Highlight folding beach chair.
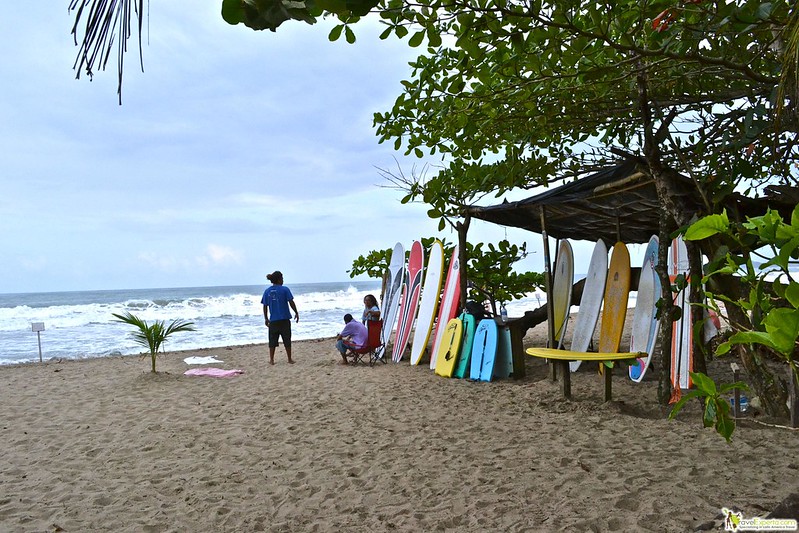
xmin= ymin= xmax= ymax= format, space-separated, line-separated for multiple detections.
xmin=346 ymin=320 xmax=385 ymax=366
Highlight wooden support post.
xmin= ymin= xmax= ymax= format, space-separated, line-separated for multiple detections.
xmin=540 ymin=207 xmax=556 ymax=382
xmin=791 ymin=367 xmax=798 ymax=428
xmin=731 ymin=363 xmax=741 ymax=418
xmin=561 ymin=360 xmax=571 ymax=399
xmin=603 ymin=363 xmax=613 ymax=402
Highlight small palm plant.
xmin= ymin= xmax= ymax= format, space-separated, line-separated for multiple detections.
xmin=112 ymin=311 xmax=196 ymax=373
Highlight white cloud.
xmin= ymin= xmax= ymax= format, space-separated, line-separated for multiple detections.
xmin=203 ymin=244 xmax=243 ymax=266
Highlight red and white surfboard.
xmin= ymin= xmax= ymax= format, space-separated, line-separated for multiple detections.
xmin=429 ymin=246 xmax=461 ymax=369
xmin=392 ymin=241 xmax=424 ymax=362
xmin=670 ymin=235 xmax=693 ymax=397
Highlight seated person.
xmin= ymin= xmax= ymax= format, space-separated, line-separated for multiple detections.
xmin=336 ymin=313 xmax=368 ymax=364
xmin=362 ymin=294 xmax=381 ymax=324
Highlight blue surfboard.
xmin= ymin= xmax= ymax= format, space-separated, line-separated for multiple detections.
xmin=470 ymin=319 xmax=498 ymax=381
xmin=494 ymin=320 xmax=512 ymax=379
xmin=454 ymin=313 xmax=477 ymax=379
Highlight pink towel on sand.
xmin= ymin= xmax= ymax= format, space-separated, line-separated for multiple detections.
xmin=183 ymin=367 xmax=244 ymax=378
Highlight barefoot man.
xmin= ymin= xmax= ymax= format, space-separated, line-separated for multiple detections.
xmin=262 ymin=270 xmax=299 ymax=364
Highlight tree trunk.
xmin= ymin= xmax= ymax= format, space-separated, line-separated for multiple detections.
xmin=457 ymin=214 xmax=471 ymax=309
xmin=704 ymin=271 xmax=790 ymax=418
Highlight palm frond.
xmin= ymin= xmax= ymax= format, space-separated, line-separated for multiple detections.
xmin=69 ymin=0 xmax=146 ymax=104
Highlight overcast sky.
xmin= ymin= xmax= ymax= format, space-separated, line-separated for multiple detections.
xmin=0 ymin=2 xmax=607 ymax=294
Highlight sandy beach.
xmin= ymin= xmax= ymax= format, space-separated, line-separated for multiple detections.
xmin=2 ymin=315 xmax=798 ymax=532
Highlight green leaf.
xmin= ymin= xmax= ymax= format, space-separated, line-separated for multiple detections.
xmin=315 ymin=0 xmax=347 ymax=13
xmin=379 ymin=26 xmax=392 ymax=40
xmin=328 ymin=24 xmax=344 ymax=41
xmin=221 ymin=0 xmax=245 ymax=24
xmin=345 ymin=26 xmax=356 ymax=44
xmin=684 ymin=212 xmax=729 ymax=241
xmin=786 ymin=283 xmax=799 ymax=308
xmin=703 ymin=397 xmax=717 ymax=427
xmin=690 ymin=372 xmax=717 ymax=396
xmin=715 ymin=410 xmax=736 ymax=443
xmin=408 ymin=30 xmax=425 ymax=47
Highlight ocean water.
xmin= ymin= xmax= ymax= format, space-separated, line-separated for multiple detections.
xmin=0 ymin=282 xmax=384 ymax=365
xmin=0 ymin=279 xmax=624 ymax=366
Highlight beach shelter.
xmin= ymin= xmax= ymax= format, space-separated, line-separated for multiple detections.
xmin=465 ymin=160 xmax=785 ymax=245
xmin=464 ymin=160 xmax=793 ymax=394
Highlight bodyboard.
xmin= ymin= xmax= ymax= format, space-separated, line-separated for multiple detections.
xmin=453 ymin=312 xmax=477 ymax=379
xmin=469 ymin=319 xmax=498 ymax=381
xmin=434 ymin=318 xmax=463 ymax=377
xmin=494 ymin=321 xmax=513 ymax=379
xmin=393 ymin=240 xmax=424 ymax=362
xmin=410 ymin=241 xmax=445 ymax=365
xmin=429 ymin=246 xmax=461 ymax=369
xmin=569 ymin=239 xmax=608 ymax=372
xmin=629 ymin=235 xmax=660 ymax=383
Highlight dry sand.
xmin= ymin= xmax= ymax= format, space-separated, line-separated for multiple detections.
xmin=2 ymin=315 xmax=798 ymax=532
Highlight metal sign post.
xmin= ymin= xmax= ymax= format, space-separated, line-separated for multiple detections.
xmin=31 ymin=322 xmax=45 ymax=363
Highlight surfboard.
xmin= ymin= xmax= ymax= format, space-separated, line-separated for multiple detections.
xmin=569 ymin=239 xmax=608 ymax=372
xmin=629 ymin=235 xmax=660 ymax=383
xmin=670 ymin=235 xmax=693 ymax=391
xmin=598 ymin=242 xmax=631 ymax=366
xmin=551 ymin=240 xmax=574 ymax=348
xmin=379 ymin=242 xmax=406 ymax=356
xmin=493 ymin=320 xmax=513 ymax=379
xmin=453 ymin=312 xmax=476 ymax=379
xmin=393 ymin=240 xmax=424 ymax=363
xmin=434 ymin=318 xmax=463 ymax=377
xmin=429 ymin=246 xmax=461 ymax=370
xmin=410 ymin=241 xmax=445 ymax=365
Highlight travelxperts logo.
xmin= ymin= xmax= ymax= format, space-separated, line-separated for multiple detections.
xmin=722 ymin=507 xmax=798 ymax=532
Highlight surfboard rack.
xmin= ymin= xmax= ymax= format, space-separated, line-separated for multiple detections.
xmin=526 ymin=348 xmax=643 ymax=401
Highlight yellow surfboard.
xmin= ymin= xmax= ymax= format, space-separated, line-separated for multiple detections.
xmin=434 ymin=318 xmax=463 ymax=378
xmin=598 ymin=242 xmax=631 ymax=370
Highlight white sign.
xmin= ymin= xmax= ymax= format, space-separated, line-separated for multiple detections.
xmin=31 ymin=322 xmax=45 ymax=332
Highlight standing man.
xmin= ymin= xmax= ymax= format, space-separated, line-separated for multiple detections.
xmin=262 ymin=270 xmax=299 ymax=364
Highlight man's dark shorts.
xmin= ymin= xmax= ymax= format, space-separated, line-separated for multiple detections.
xmin=268 ymin=319 xmax=292 ymax=348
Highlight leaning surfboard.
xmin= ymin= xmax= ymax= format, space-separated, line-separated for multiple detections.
xmin=434 ymin=318 xmax=463 ymax=377
xmin=393 ymin=240 xmax=424 ymax=363
xmin=598 ymin=242 xmax=631 ymax=370
xmin=670 ymin=235 xmax=693 ymax=393
xmin=429 ymin=246 xmax=461 ymax=370
xmin=453 ymin=312 xmax=477 ymax=379
xmin=629 ymin=235 xmax=660 ymax=383
xmin=569 ymin=239 xmax=608 ymax=372
xmin=551 ymin=240 xmax=574 ymax=348
xmin=494 ymin=320 xmax=513 ymax=379
xmin=410 ymin=241 xmax=445 ymax=366
xmin=379 ymin=242 xmax=405 ymax=356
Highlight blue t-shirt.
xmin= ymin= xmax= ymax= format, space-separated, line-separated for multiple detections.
xmin=261 ymin=285 xmax=294 ymax=321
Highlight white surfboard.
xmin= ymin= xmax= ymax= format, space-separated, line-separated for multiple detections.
xmin=670 ymin=235 xmax=693 ymax=391
xmin=410 ymin=241 xmax=445 ymax=365
xmin=429 ymin=246 xmax=461 ymax=370
xmin=569 ymin=239 xmax=608 ymax=372
xmin=551 ymin=240 xmax=574 ymax=349
xmin=629 ymin=235 xmax=659 ymax=383
xmin=380 ymin=242 xmax=406 ymax=354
